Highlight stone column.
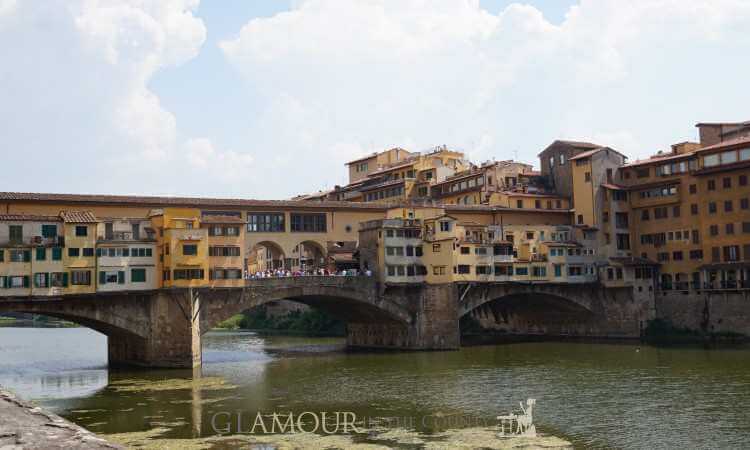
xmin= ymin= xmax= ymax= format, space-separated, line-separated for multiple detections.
xmin=413 ymin=283 xmax=460 ymax=349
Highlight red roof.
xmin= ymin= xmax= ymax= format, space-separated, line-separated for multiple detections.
xmin=696 ymin=135 xmax=750 ymax=153
xmin=0 ymin=214 xmax=61 ymax=222
xmin=59 ymin=210 xmax=98 ymax=223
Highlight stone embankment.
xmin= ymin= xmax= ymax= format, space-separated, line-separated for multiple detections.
xmin=0 ymin=388 xmax=121 ymax=449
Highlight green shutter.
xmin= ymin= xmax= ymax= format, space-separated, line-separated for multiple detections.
xmin=122 ymin=248 xmax=129 ymax=257
xmin=0 ymin=250 xmax=4 ymax=262
xmin=62 ymin=272 xmax=69 ymax=287
xmin=51 ymin=247 xmax=61 ymax=260
xmin=96 ymin=248 xmax=102 ymax=257
xmin=99 ymin=271 xmax=106 ymax=285
xmin=118 ymin=271 xmax=125 ymax=284
xmin=145 ymin=248 xmax=152 ymax=257
xmin=23 ymin=276 xmax=29 ymax=288
xmin=23 ymin=250 xmax=31 ymax=262
xmin=36 ymin=247 xmax=46 ymax=261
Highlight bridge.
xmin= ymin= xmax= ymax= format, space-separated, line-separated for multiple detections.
xmin=0 ymin=278 xmax=650 ymax=368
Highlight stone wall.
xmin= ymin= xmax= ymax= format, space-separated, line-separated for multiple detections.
xmin=655 ymin=290 xmax=750 ymax=335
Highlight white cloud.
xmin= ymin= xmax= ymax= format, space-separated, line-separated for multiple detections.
xmin=0 ymin=0 xmax=253 ymax=196
xmin=220 ymin=0 xmax=750 ymax=197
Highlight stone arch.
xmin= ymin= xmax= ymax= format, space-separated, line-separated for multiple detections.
xmin=248 ymin=240 xmax=286 ymax=272
xmin=199 ymin=277 xmax=412 ymax=333
xmin=292 ymin=240 xmax=326 ymax=271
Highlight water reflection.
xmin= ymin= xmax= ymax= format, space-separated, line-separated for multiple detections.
xmin=1 ymin=327 xmax=749 ymax=449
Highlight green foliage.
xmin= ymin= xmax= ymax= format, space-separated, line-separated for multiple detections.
xmin=215 ymin=307 xmax=345 ymax=337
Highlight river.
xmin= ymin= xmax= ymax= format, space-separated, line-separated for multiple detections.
xmin=0 ymin=327 xmax=749 ymax=449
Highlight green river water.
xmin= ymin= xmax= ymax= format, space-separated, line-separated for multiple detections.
xmin=0 ymin=327 xmax=749 ymax=449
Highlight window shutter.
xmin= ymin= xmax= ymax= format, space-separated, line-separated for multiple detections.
xmin=99 ymin=271 xmax=106 ymax=285
xmin=118 ymin=271 xmax=125 ymax=284
xmin=23 ymin=276 xmax=29 ymax=288
xmin=96 ymin=248 xmax=102 ymax=257
xmin=123 ymin=248 xmax=129 ymax=257
xmin=47 ymin=273 xmax=51 ymax=288
xmin=62 ymin=272 xmax=69 ymax=287
xmin=23 ymin=250 xmax=31 ymax=262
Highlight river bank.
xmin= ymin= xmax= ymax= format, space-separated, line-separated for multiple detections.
xmin=0 ymin=387 xmax=120 ymax=449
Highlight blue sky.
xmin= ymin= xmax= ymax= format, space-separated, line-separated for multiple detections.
xmin=1 ymin=0 xmax=748 ymax=198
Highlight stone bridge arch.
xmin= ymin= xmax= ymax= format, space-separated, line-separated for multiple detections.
xmin=197 ymin=277 xmax=412 ymax=333
xmin=459 ymin=283 xmax=645 ymax=338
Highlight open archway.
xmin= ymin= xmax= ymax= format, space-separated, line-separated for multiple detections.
xmin=292 ymin=240 xmax=326 ymax=272
xmin=248 ymin=241 xmax=286 ymax=273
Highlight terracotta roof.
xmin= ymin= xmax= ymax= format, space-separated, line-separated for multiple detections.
xmin=200 ymin=215 xmax=247 ymax=224
xmin=345 ymin=152 xmax=379 ymax=165
xmin=622 ymin=151 xmax=695 ymax=168
xmin=0 ymin=214 xmax=61 ymax=222
xmin=696 ymin=135 xmax=750 ymax=153
xmin=569 ymin=146 xmax=628 ymax=161
xmin=59 ymin=210 xmax=98 ymax=223
xmin=0 ymin=192 xmax=389 ymax=211
xmin=538 ymin=139 xmax=602 ymax=156
xmin=359 ymin=179 xmax=405 ymax=192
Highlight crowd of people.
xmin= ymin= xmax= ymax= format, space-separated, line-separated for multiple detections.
xmin=246 ymin=267 xmax=372 ymax=279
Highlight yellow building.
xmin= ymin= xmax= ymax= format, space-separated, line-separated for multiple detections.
xmin=150 ymin=208 xmax=209 ymax=288
xmin=202 ymin=214 xmax=246 ymax=287
xmin=60 ymin=211 xmax=98 ymax=295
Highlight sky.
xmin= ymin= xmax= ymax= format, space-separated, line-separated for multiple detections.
xmin=1 ymin=0 xmax=749 ymax=199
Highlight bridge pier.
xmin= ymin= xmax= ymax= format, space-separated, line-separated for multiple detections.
xmin=108 ymin=290 xmax=200 ymax=368
xmin=347 ymin=284 xmax=460 ymax=350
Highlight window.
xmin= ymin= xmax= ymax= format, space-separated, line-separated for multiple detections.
xmin=689 ymin=184 xmax=697 ymax=194
xmin=603 ymin=211 xmax=609 ymax=223
xmin=559 ymin=154 xmax=565 ymax=165
xmin=248 ymin=213 xmax=285 ymax=232
xmin=726 ymin=223 xmax=735 ymax=235
xmin=673 ymin=251 xmax=683 ymax=261
xmin=41 ymin=224 xmax=57 ymax=238
xmin=690 ymin=249 xmax=703 ymax=260
xmin=475 ymin=247 xmax=487 ymax=255
xmin=672 ymin=206 xmax=680 ymax=218
xmin=515 ymin=266 xmax=529 ymax=276
xmin=615 ymin=213 xmax=629 ymax=228
xmin=725 ymin=200 xmax=733 ymax=212
xmin=75 ymin=226 xmax=88 ymax=237
xmin=710 ymin=225 xmax=719 ymax=236
xmin=691 ymin=204 xmax=698 ymax=215
xmin=742 ymin=198 xmax=749 ymax=210
xmin=535 ymin=200 xmax=541 ymax=209
xmin=415 ymin=246 xmax=423 ymax=257
xmin=549 ymin=156 xmax=554 ymax=168
xmin=387 ymin=266 xmax=395 ymax=276
xmin=616 ymin=234 xmax=630 ymax=250
xmin=723 ymin=245 xmax=740 ymax=262
xmin=460 ymin=247 xmax=470 ymax=254
xmin=741 ymin=175 xmax=748 ymax=186
xmin=131 ymin=269 xmax=147 ymax=283
xmin=554 ymin=265 xmax=562 ymax=277
xmin=225 ymin=226 xmax=240 ymax=236
xmin=517 ymin=200 xmax=524 ymax=208
xmin=33 ymin=273 xmax=48 ymax=288
xmin=708 ymin=202 xmax=717 ymax=214
xmin=209 ymin=246 xmax=241 ymax=257
xmin=657 ymin=252 xmax=669 ymax=262
xmin=641 ymin=210 xmax=650 ymax=221
xmin=743 ymin=222 xmax=750 ymax=233
xmin=722 ymin=150 xmax=738 ymax=164
xmin=52 ymin=247 xmax=62 ymax=260
xmin=99 ymin=270 xmax=124 ymax=285
xmin=711 ymin=247 xmax=720 ymax=262
xmin=723 ymin=177 xmax=732 ymax=189
xmin=439 ymin=221 xmax=451 ymax=232
xmin=584 ymin=172 xmax=591 ymax=182
xmin=577 ymin=214 xmax=583 ymax=225
xmin=82 ymin=248 xmax=94 ymax=257
xmin=707 ymin=179 xmax=716 ymax=191
xmin=68 ymin=248 xmax=80 ymax=257
xmin=476 ymin=266 xmax=491 ymax=275
xmin=35 ymin=247 xmax=45 ymax=261
xmin=9 ymin=225 xmax=23 ymax=243
xmin=567 ymin=266 xmax=582 ymax=276
xmin=290 ymin=213 xmax=326 ymax=232
xmin=433 ymin=266 xmax=446 ymax=275
xmin=71 ymin=270 xmax=91 ymax=285
xmin=173 ymin=269 xmax=204 ymax=280
xmin=457 ymin=265 xmax=471 ymax=274
xmin=432 ymin=244 xmax=441 ymax=252
xmin=704 ymin=154 xmax=720 ymax=168
xmin=556 ymin=199 xmax=563 ymax=208
xmin=183 ymin=244 xmax=198 ymax=256
xmin=636 ymin=168 xmax=650 ymax=178
xmin=386 ymin=246 xmax=404 ymax=256
xmin=532 ymin=266 xmax=547 ymax=277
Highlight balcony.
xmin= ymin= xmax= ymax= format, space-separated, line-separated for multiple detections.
xmin=1 ymin=236 xmax=64 ymax=247
xmin=99 ymin=231 xmax=156 ymax=242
